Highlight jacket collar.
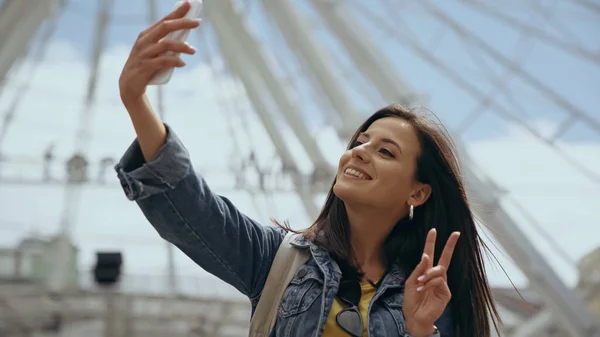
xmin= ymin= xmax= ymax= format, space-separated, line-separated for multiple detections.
xmin=289 ymin=233 xmax=409 ymax=288
xmin=289 ymin=232 xmax=312 ymax=248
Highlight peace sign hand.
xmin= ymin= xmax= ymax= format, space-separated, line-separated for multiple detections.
xmin=403 ymin=229 xmax=460 ymax=337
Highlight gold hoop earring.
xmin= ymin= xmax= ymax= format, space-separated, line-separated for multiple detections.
xmin=409 ymin=204 xmax=414 ymax=221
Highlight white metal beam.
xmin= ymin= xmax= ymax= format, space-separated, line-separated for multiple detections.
xmin=510 ymin=284 xmax=600 ymax=336
xmin=0 ymin=19 xmax=60 ymax=152
xmin=47 ymin=0 xmax=113 ymax=294
xmin=211 ymin=0 xmax=332 ymax=184
xmin=0 ymin=0 xmax=59 ymax=84
xmin=511 ymin=310 xmax=554 ymax=337
xmin=201 ymin=16 xmax=295 ymax=172
xmin=460 ymin=0 xmax=599 ymax=65
xmin=421 ymin=1 xmax=600 ymax=135
xmin=460 ymin=147 xmax=600 ymax=337
xmin=206 ymin=2 xmax=320 ymax=218
xmin=263 ymin=0 xmax=362 ymax=139
xmin=0 ymin=169 xmax=304 ymax=194
xmin=309 ymin=0 xmax=417 ymax=106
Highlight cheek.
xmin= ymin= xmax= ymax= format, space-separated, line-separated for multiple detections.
xmin=376 ymin=165 xmax=413 ymax=193
xmin=338 ymin=151 xmax=352 ymax=170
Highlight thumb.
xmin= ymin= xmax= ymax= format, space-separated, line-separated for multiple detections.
xmin=407 ymin=254 xmax=430 ymax=286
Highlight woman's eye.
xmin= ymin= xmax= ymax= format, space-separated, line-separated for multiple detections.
xmin=380 ymin=148 xmax=394 ymax=158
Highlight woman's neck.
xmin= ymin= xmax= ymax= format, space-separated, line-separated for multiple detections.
xmin=345 ymin=204 xmax=399 ymax=279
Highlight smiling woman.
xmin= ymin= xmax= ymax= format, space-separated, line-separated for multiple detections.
xmin=277 ymin=104 xmax=502 ymax=337
xmin=335 ymin=117 xmax=428 ymax=215
xmin=115 ymin=2 xmax=500 ymax=336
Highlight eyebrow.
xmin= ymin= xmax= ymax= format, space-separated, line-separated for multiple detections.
xmin=358 ymin=132 xmax=403 ymax=154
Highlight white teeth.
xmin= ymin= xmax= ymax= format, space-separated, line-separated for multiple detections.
xmin=344 ymin=168 xmax=369 ymax=180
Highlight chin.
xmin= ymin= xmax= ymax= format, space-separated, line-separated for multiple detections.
xmin=333 ymin=178 xmax=369 ymax=205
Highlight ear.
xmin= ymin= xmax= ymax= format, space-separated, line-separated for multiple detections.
xmin=408 ymin=182 xmax=431 ymax=207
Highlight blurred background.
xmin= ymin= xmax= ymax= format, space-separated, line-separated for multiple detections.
xmin=0 ymin=0 xmax=598 ymax=336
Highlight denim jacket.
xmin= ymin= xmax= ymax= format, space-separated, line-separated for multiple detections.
xmin=115 ymin=125 xmax=453 ymax=337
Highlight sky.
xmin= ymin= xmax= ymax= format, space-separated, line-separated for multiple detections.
xmin=0 ymin=0 xmax=599 ymax=299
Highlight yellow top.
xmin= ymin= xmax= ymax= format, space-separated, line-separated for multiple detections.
xmin=322 ymin=282 xmax=377 ymax=337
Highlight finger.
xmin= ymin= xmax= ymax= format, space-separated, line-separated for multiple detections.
xmin=139 ymin=40 xmax=196 ymax=58
xmin=141 ymin=55 xmax=186 ymax=71
xmin=407 ymin=253 xmax=431 ymax=285
xmin=162 ymin=1 xmax=192 ymax=22
xmin=141 ymin=17 xmax=201 ymax=45
xmin=437 ymin=231 xmax=460 ymax=269
xmin=142 ymin=1 xmax=191 ymax=37
xmin=418 ymin=276 xmax=447 ymax=293
xmin=416 ymin=265 xmax=447 ymax=284
xmin=423 ymin=228 xmax=437 ymax=269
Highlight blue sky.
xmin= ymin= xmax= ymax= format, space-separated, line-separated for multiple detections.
xmin=0 ymin=0 xmax=599 ymax=293
xmin=43 ymin=0 xmax=599 ymax=140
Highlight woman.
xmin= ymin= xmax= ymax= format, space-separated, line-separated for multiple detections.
xmin=116 ymin=3 xmax=501 ymax=336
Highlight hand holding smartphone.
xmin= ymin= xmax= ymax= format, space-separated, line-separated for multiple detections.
xmin=148 ymin=0 xmax=203 ymax=85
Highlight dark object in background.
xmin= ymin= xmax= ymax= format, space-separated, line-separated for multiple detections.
xmin=93 ymin=252 xmax=122 ymax=286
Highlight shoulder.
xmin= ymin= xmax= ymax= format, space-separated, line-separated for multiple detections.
xmin=288 ymin=231 xmax=313 ymax=248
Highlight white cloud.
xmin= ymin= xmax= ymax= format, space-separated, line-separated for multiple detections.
xmin=0 ymin=39 xmax=598 ymax=300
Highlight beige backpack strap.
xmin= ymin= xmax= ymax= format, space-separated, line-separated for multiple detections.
xmin=248 ymin=231 xmax=310 ymax=337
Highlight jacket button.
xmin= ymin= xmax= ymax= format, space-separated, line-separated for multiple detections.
xmin=297 ymin=267 xmax=308 ymax=279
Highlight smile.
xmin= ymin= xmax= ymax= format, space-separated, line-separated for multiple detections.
xmin=343 ymin=167 xmax=372 ymax=180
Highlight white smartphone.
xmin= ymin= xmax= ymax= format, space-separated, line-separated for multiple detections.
xmin=148 ymin=0 xmax=203 ymax=85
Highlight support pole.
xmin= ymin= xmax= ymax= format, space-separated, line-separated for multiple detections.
xmin=210 ymin=0 xmax=332 ymax=184
xmin=264 ymin=0 xmax=362 ymax=139
xmin=420 ymin=1 xmax=600 ymax=134
xmin=0 ymin=13 xmax=61 ymax=149
xmin=460 ymin=145 xmax=600 ymax=337
xmin=309 ymin=0 xmax=418 ymax=106
xmin=47 ymin=0 xmax=113 ymax=294
xmin=0 ymin=0 xmax=59 ymax=85
xmin=206 ymin=2 xmax=320 ymax=218
xmin=205 ymin=10 xmax=295 ymax=172
xmin=460 ymin=0 xmax=600 ymax=65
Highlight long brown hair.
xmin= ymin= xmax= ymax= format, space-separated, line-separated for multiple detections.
xmin=278 ymin=104 xmax=502 ymax=336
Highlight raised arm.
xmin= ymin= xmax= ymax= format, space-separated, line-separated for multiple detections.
xmin=115 ymin=2 xmax=284 ymax=301
xmin=117 ymin=3 xmax=196 ymax=162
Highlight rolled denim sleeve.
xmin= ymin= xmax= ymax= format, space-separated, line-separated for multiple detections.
xmin=115 ymin=125 xmax=285 ymax=300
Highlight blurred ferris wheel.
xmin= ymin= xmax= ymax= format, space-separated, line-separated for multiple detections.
xmin=0 ymin=0 xmax=598 ymax=336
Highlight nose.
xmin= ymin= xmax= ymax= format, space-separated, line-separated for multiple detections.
xmin=351 ymin=144 xmax=370 ymax=163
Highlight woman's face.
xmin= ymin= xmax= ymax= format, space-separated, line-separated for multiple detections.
xmin=333 ymin=117 xmax=428 ymax=213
